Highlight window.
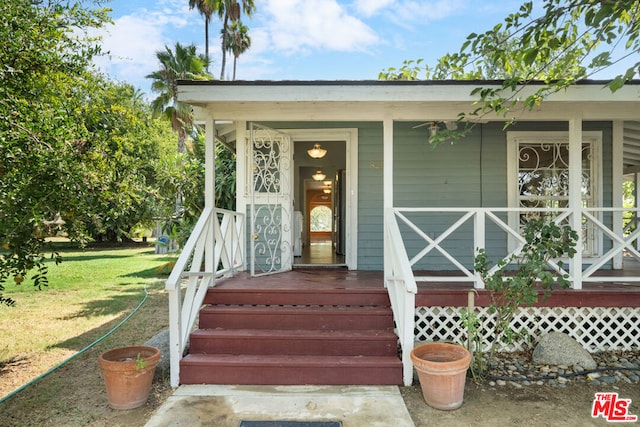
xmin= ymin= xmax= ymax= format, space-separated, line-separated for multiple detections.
xmin=310 ymin=206 xmax=332 ymax=232
xmin=507 ymin=131 xmax=602 ymax=256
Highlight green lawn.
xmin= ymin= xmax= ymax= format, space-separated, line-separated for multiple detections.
xmin=0 ymin=244 xmax=175 ymax=399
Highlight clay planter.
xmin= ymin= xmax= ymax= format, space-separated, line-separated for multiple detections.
xmin=410 ymin=342 xmax=471 ymax=410
xmin=98 ymin=345 xmax=161 ymax=410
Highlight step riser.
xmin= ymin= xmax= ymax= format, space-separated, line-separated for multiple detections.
xmin=199 ymin=312 xmax=394 ymax=330
xmin=187 ymin=285 xmax=402 ymax=385
xmin=180 ymin=365 xmax=402 ymax=385
xmin=204 ymin=290 xmax=390 ymax=307
xmin=189 ymin=336 xmax=397 ymax=356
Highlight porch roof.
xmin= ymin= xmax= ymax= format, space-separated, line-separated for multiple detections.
xmin=178 ymin=79 xmax=640 ymax=172
xmin=177 ymin=79 xmax=640 ymax=121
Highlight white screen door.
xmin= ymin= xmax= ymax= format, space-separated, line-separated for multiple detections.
xmin=248 ymin=123 xmax=293 ymax=276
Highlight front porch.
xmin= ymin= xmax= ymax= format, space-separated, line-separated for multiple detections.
xmin=210 ymin=267 xmax=640 ymax=308
xmin=170 ymin=263 xmax=639 ymax=387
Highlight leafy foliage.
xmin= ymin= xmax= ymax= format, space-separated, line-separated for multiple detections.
xmin=154 ymin=130 xmax=236 ymax=245
xmin=380 ymin=0 xmax=640 ymax=144
xmin=470 ymin=219 xmax=579 ymax=376
xmin=147 ymin=42 xmax=210 ymax=153
xmin=0 ymin=1 xmax=109 ymax=304
xmin=0 ymin=1 xmax=176 ymax=305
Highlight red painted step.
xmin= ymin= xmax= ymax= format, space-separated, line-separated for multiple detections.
xmin=203 ymin=288 xmax=391 ymax=307
xmin=179 ymin=354 xmax=403 ymax=385
xmin=183 ymin=283 xmax=403 ymax=386
xmin=188 ymin=328 xmax=398 ymax=356
xmin=198 ymin=305 xmax=394 ymax=330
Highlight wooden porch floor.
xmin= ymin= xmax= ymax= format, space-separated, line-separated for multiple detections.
xmin=213 ymin=267 xmax=640 ymax=308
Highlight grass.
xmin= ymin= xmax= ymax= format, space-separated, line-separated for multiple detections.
xmin=0 ymin=243 xmax=176 ymax=426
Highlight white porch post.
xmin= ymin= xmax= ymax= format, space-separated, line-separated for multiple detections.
xmin=569 ymin=116 xmax=583 ymax=289
xmin=636 ymin=173 xmax=640 ymax=249
xmin=383 ymin=117 xmax=394 ymax=276
xmin=235 ymin=121 xmax=247 ymax=271
xmin=474 ymin=210 xmax=485 ymax=289
xmin=612 ymin=121 xmax=624 ymax=269
xmin=204 ymin=116 xmax=215 ymax=273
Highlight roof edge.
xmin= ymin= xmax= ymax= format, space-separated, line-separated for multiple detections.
xmin=177 ymin=79 xmax=640 ymax=87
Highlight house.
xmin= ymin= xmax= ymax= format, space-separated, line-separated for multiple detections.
xmin=166 ymin=80 xmax=640 ymax=388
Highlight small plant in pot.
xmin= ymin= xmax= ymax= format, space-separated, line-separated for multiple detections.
xmin=467 ymin=218 xmax=578 ymax=380
xmin=98 ymin=345 xmax=161 ymax=410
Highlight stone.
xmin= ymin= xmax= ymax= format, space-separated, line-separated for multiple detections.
xmin=145 ymin=328 xmax=171 ymax=380
xmin=532 ymin=332 xmax=597 ymax=370
xmin=600 ymin=376 xmax=617 ymax=384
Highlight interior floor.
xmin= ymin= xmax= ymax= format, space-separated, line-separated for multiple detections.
xmin=294 ymin=240 xmax=345 ymax=266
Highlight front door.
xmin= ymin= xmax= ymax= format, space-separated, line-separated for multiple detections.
xmin=248 ymin=123 xmax=293 ymax=276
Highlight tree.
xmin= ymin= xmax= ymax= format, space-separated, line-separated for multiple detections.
xmin=154 ymin=130 xmax=236 ymax=245
xmin=78 ymin=76 xmax=175 ymax=242
xmin=0 ymin=0 xmax=110 ymax=305
xmin=215 ymin=0 xmax=256 ymax=80
xmin=188 ymin=0 xmax=217 ymax=71
xmin=222 ymin=20 xmax=251 ymax=80
xmin=146 ymin=42 xmax=210 ymax=153
xmin=380 ymin=0 xmax=640 ymax=143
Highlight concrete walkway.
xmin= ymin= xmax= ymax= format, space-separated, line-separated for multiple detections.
xmin=145 ymin=385 xmax=415 ymax=427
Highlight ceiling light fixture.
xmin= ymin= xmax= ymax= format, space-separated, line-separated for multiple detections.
xmin=312 ymin=170 xmax=326 ymax=181
xmin=307 ymin=143 xmax=327 ymax=159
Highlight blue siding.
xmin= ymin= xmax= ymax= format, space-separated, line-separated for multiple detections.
xmin=256 ymin=120 xmax=614 ymax=271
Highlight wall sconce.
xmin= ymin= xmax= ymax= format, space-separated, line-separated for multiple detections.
xmin=312 ymin=170 xmax=326 ymax=181
xmin=428 ymin=122 xmax=439 ymax=137
xmin=307 ymin=143 xmax=327 ymax=159
xmin=415 ymin=121 xmax=458 ymax=139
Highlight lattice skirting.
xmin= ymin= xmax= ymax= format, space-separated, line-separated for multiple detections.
xmin=415 ymin=306 xmax=640 ymax=353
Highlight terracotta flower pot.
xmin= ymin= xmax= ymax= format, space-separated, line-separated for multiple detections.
xmin=98 ymin=345 xmax=161 ymax=410
xmin=410 ymin=342 xmax=471 ymax=410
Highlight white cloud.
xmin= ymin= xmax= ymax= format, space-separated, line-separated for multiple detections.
xmin=394 ymin=0 xmax=463 ymax=21
xmin=353 ymin=0 xmax=464 ymax=23
xmin=92 ymin=3 xmax=201 ymax=93
xmin=353 ymin=0 xmax=396 ymax=17
xmin=259 ymin=0 xmax=379 ymax=54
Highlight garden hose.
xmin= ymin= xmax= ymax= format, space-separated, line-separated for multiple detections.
xmin=0 ymin=285 xmax=149 ymax=405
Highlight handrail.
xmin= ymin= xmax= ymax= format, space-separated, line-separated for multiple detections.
xmin=166 ymin=207 xmax=245 ymax=387
xmin=384 ymin=208 xmax=417 ymax=386
xmin=384 ymin=205 xmax=640 ymax=384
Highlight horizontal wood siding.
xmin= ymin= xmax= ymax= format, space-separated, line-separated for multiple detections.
xmin=254 ymin=120 xmax=614 ymax=271
xmin=357 ymin=122 xmax=384 ymax=270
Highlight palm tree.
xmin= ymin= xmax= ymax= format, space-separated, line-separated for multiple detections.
xmin=222 ymin=20 xmax=251 ymax=80
xmin=188 ymin=0 xmax=217 ymax=71
xmin=146 ymin=42 xmax=210 ymax=153
xmin=216 ymin=0 xmax=255 ymax=80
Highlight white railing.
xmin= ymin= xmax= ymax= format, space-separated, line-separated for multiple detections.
xmin=582 ymin=208 xmax=640 ymax=282
xmin=384 ymin=206 xmax=640 ymax=384
xmin=383 ymin=209 xmax=417 ymax=386
xmin=166 ymin=207 xmax=245 ymax=387
xmin=391 ymin=207 xmax=577 ymax=288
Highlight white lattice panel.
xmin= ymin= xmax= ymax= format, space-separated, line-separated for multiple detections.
xmin=415 ymin=306 xmax=640 ymax=352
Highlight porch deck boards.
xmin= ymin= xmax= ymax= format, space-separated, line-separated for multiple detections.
xmin=211 ymin=268 xmax=640 ymax=308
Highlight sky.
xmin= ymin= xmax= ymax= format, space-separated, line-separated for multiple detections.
xmin=94 ymin=0 xmax=532 ymax=96
xmin=93 ymin=0 xmax=625 ymax=98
